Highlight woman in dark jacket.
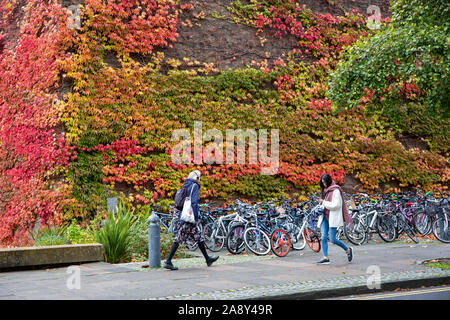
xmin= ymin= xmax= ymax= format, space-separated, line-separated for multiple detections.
xmin=164 ymin=170 xmax=219 ymax=270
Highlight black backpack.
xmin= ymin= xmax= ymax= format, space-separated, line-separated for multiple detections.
xmin=174 ymin=186 xmax=187 ymax=210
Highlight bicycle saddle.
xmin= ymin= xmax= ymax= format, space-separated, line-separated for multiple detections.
xmin=243 ymin=213 xmax=253 ymax=220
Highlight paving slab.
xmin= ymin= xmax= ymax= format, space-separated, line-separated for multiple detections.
xmin=0 ymin=241 xmax=448 ymax=300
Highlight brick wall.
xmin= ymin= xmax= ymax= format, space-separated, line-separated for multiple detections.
xmin=159 ymin=0 xmax=391 ymax=71
xmin=1 ymin=0 xmax=391 ymax=70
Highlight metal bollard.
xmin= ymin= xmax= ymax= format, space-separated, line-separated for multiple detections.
xmin=148 ymin=213 xmax=161 ymax=268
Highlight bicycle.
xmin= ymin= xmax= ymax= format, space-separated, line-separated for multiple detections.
xmin=344 ymin=199 xmax=397 ymax=245
xmin=204 ymin=210 xmax=242 ymax=252
xmin=149 ymin=204 xmax=201 ymax=251
xmin=431 ymin=197 xmax=450 ymax=243
xmin=243 ymin=209 xmax=291 ymax=256
xmin=150 ymin=204 xmax=177 ymax=232
xmin=413 ymin=191 xmax=443 ymax=236
xmin=267 ymin=206 xmax=293 ymax=257
xmin=275 ymin=199 xmax=306 ymax=251
xmin=388 ymin=195 xmax=419 ymax=243
xmin=226 ymin=211 xmax=250 ymax=254
xmin=286 ymin=202 xmax=321 ymax=253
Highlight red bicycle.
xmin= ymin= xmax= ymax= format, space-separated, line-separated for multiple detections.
xmin=270 ymin=229 xmax=291 ymax=257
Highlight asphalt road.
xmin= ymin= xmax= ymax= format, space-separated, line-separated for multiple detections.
xmin=329 ymin=285 xmax=450 ymax=300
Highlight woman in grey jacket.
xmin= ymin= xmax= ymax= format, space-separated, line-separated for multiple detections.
xmin=317 ymin=173 xmax=353 ymax=265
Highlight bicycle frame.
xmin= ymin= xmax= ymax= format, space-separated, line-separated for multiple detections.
xmin=359 ymin=208 xmax=380 ymax=230
xmin=295 ymin=210 xmax=319 ymax=238
xmin=152 ymin=210 xmax=177 ymax=233
xmin=357 ymin=208 xmax=379 ymax=236
xmin=395 ymin=203 xmax=414 ymax=224
xmin=209 ymin=212 xmax=241 ymax=241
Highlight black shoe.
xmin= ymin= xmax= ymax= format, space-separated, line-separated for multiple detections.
xmin=206 ymin=256 xmax=219 ymax=267
xmin=164 ymin=261 xmax=178 ymax=270
xmin=347 ymin=247 xmax=354 ymax=262
xmin=316 ymin=258 xmax=330 ymax=265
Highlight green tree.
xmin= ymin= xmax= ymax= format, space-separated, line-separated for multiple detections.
xmin=328 ymin=0 xmax=449 ymax=121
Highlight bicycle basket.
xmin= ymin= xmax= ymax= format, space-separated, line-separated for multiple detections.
xmin=426 ymin=199 xmax=440 ymax=216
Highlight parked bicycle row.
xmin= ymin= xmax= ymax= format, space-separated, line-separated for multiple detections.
xmin=152 ymin=189 xmax=449 ymax=258
xmin=342 ymin=190 xmax=449 ymax=245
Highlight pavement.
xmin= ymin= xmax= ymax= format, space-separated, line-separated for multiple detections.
xmin=0 ymin=239 xmax=449 ymax=300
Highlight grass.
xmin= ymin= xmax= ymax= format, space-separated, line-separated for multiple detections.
xmin=424 ymin=263 xmax=450 ymax=270
xmin=423 ymin=258 xmax=450 ymax=270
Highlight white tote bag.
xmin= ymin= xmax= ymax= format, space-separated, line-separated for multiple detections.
xmin=180 ymin=185 xmax=196 ymax=224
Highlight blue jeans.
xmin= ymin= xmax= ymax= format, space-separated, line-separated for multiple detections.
xmin=320 ymin=217 xmax=348 ymax=257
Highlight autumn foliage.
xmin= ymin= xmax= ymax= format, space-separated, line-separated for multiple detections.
xmin=0 ymin=0 xmax=74 ymax=246
xmin=0 ymin=0 xmax=447 ymax=246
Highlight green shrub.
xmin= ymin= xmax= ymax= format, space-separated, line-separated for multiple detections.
xmin=94 ymin=201 xmax=137 ymax=263
xmin=33 ymin=235 xmax=68 ymax=246
xmin=128 ymin=214 xmax=149 ymax=261
xmin=66 ymin=220 xmax=95 ymax=244
xmin=31 ymin=224 xmax=69 ymax=246
xmin=129 ymin=210 xmax=194 ymax=262
xmin=328 ymin=0 xmax=449 ymax=122
xmin=159 ymin=230 xmax=191 ymax=260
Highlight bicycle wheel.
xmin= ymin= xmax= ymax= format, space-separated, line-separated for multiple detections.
xmin=203 ymin=222 xmax=226 ymax=252
xmin=376 ymin=215 xmax=397 ymax=242
xmin=303 ymin=227 xmax=321 ymax=252
xmin=393 ymin=214 xmax=405 ymax=237
xmin=432 ymin=217 xmax=450 ymax=243
xmin=187 ymin=223 xmax=205 ymax=251
xmin=244 ymin=227 xmax=271 ymax=256
xmin=344 ymin=213 xmax=367 ymax=245
xmin=335 ymin=226 xmax=345 ymax=241
xmin=168 ymin=216 xmax=180 ymax=234
xmin=290 ymin=224 xmax=306 ymax=250
xmin=413 ymin=211 xmax=431 ymax=236
xmin=158 ymin=214 xmax=171 ymax=232
xmin=226 ymin=224 xmax=246 ymax=254
xmin=270 ymin=229 xmax=291 ymax=257
xmin=397 ymin=218 xmax=419 ymax=243
xmin=186 ymin=240 xmax=198 ymax=251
